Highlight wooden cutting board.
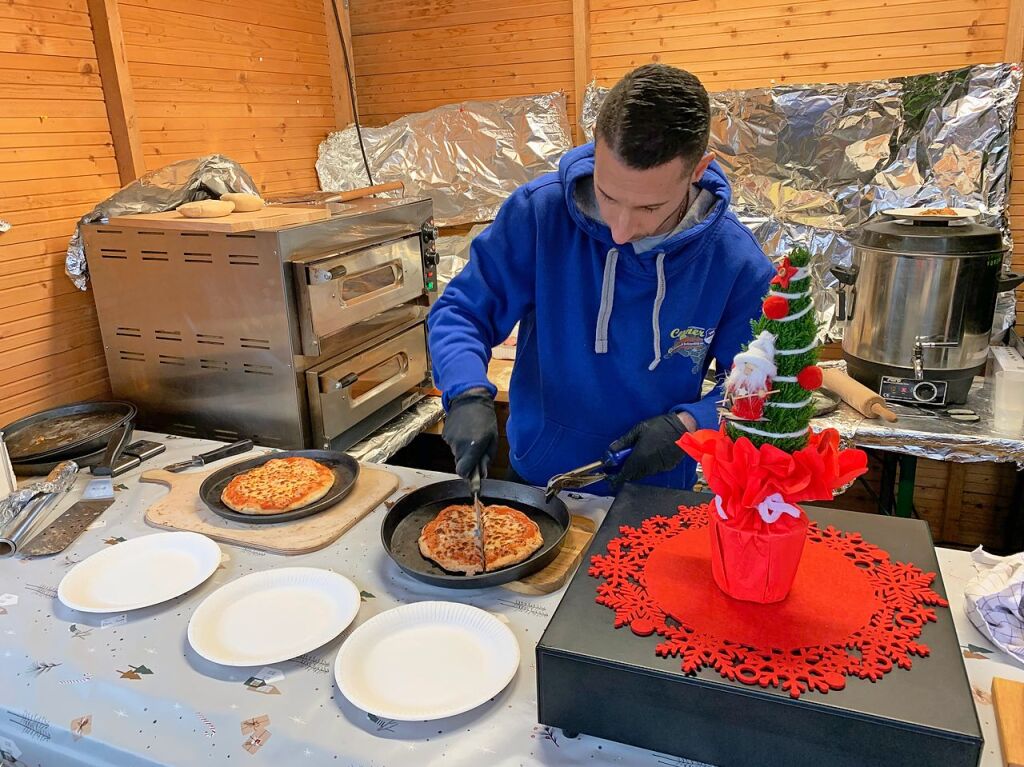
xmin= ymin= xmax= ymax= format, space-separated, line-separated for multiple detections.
xmin=139 ymin=464 xmax=398 ymax=555
xmin=993 ymin=677 xmax=1024 ymax=767
xmin=504 ymin=514 xmax=597 ymax=595
xmin=107 ymin=205 xmax=329 ymax=232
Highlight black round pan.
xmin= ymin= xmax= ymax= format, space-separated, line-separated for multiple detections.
xmin=199 ymin=449 xmax=360 ymax=524
xmin=381 ymin=478 xmax=570 ymax=589
xmin=11 ymin=446 xmax=106 ymax=477
xmin=2 ymin=401 xmax=136 ymax=463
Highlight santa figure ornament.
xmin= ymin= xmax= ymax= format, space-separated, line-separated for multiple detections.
xmin=724 ymin=331 xmax=776 ymax=421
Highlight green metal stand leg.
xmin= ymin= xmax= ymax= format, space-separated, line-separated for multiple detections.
xmin=895 ymin=455 xmax=918 ymax=519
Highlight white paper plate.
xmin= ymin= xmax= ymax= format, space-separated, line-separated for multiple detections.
xmin=334 ymin=601 xmax=520 ymax=721
xmin=188 ymin=567 xmax=360 ymax=667
xmin=882 ymin=207 xmax=980 ymax=222
xmin=58 ymin=532 xmax=221 ymax=613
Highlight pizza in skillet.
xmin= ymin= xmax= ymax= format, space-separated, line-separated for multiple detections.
xmin=418 ymin=503 xmax=544 ymax=575
xmin=220 ymin=457 xmax=335 ymax=514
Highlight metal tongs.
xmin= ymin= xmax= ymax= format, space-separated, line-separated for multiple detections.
xmin=469 ymin=467 xmax=487 ymax=573
xmin=544 ymin=448 xmax=632 ymax=501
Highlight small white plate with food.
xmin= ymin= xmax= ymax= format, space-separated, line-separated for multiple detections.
xmin=882 ymin=207 xmax=980 ymax=222
xmin=187 ymin=567 xmax=360 ymax=666
xmin=58 ymin=531 xmax=221 ymax=613
xmin=334 ymin=601 xmax=520 ymax=721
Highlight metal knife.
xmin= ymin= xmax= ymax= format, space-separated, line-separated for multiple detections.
xmin=20 ymin=477 xmax=115 ymax=558
xmin=162 ymin=439 xmax=254 ymax=473
xmin=469 ymin=467 xmax=487 ymax=573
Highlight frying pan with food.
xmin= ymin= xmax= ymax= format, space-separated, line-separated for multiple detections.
xmin=2 ymin=401 xmax=136 ymax=463
xmin=381 ymin=478 xmax=570 ymax=589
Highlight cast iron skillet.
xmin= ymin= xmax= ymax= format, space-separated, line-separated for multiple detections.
xmin=381 ymin=478 xmax=571 ymax=589
xmin=2 ymin=401 xmax=137 ymax=463
xmin=11 ymin=446 xmax=105 ymax=477
xmin=199 ymin=449 xmax=360 ymax=525
xmin=11 ymin=422 xmax=135 ymax=477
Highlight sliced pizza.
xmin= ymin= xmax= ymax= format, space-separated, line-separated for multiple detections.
xmin=418 ymin=503 xmax=544 ymax=575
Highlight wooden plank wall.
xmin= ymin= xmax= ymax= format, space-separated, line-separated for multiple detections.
xmin=0 ymin=0 xmax=345 ymax=426
xmin=118 ymin=0 xmax=338 ymax=197
xmin=0 ymin=0 xmax=121 ymax=425
xmin=348 ymin=0 xmax=577 ymax=128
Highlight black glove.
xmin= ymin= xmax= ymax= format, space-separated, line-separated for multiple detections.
xmin=442 ymin=390 xmax=498 ymax=480
xmin=608 ymin=413 xmax=688 ymax=489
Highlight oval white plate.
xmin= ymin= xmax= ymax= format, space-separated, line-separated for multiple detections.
xmin=334 ymin=601 xmax=520 ymax=721
xmin=58 ymin=532 xmax=221 ymax=613
xmin=188 ymin=567 xmax=360 ymax=667
xmin=882 ymin=207 xmax=980 ymax=222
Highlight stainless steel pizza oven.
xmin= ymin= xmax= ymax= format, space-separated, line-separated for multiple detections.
xmin=83 ymin=196 xmax=439 ymax=449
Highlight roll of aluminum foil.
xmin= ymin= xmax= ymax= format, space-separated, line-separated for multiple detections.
xmin=0 ymin=461 xmax=79 ymax=557
xmin=65 ymin=155 xmax=259 ymax=290
xmin=316 ymin=93 xmax=572 ymax=226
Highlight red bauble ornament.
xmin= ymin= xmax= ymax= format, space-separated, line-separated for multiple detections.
xmin=763 ymin=295 xmax=789 ymax=319
xmin=797 ymin=365 xmax=823 ymax=390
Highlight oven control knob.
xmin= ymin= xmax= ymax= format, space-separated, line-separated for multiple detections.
xmin=424 ymin=249 xmax=439 ymax=267
xmin=421 ymin=221 xmax=439 ymax=244
xmin=912 ymin=381 xmax=938 ymax=403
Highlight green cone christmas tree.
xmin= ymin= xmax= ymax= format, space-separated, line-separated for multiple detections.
xmin=723 ymin=246 xmax=823 ymax=452
xmin=678 ymin=245 xmax=866 ymax=604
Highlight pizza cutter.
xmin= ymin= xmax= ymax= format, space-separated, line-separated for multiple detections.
xmin=469 ymin=467 xmax=487 ymax=573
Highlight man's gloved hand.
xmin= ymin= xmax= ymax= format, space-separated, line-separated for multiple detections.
xmin=608 ymin=413 xmax=693 ymax=489
xmin=442 ymin=389 xmax=499 ymax=480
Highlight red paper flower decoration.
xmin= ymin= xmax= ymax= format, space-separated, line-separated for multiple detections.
xmin=797 ymin=365 xmax=823 ymax=390
xmin=762 ymin=295 xmax=789 ymax=319
xmin=678 ymin=427 xmax=868 ymax=531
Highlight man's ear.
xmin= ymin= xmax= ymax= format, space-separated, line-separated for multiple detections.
xmin=691 ymin=151 xmax=716 ymax=183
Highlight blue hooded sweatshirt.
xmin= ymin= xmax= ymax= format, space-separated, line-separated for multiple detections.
xmin=428 ymin=143 xmax=773 ymax=492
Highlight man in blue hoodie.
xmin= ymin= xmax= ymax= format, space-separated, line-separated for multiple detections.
xmin=428 ymin=64 xmax=773 ymax=493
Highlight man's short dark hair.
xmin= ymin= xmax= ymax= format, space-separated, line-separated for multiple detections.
xmin=595 ymin=64 xmax=711 ymax=170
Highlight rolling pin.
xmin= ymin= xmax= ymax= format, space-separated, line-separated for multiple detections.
xmin=820 ymin=368 xmax=899 ymax=422
xmin=993 ymin=677 xmax=1024 ymax=767
xmin=335 ymin=181 xmax=405 ymax=202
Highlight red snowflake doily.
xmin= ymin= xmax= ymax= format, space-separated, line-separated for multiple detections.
xmin=589 ymin=503 xmax=949 ymax=699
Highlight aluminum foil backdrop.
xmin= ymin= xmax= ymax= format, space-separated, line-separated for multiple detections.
xmin=316 ymin=92 xmax=573 ymax=225
xmin=65 ymin=155 xmax=259 ymax=290
xmin=584 ymin=63 xmax=1022 ymax=337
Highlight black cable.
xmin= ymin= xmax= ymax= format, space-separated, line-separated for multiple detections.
xmin=330 ymin=0 xmax=374 ymax=186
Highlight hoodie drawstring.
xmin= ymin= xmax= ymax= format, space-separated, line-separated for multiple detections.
xmin=594 ymin=248 xmax=618 ymax=354
xmin=595 ymin=248 xmax=667 ymax=371
xmin=648 ymin=252 xmax=667 ymax=371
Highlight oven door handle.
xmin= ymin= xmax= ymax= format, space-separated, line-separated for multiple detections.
xmin=326 ymin=372 xmax=359 ymax=391
xmin=307 ymin=263 xmax=348 ymax=285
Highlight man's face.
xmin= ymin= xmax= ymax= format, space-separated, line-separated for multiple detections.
xmin=593 ymin=139 xmax=714 ymax=245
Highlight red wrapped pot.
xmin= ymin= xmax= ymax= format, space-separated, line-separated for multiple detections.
xmin=708 ymin=505 xmax=809 ymax=604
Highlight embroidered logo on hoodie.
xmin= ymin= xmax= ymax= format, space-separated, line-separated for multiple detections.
xmin=666 ymin=327 xmax=716 ymax=373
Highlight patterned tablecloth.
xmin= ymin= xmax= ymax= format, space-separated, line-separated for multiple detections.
xmin=0 ymin=433 xmax=1020 ymax=767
